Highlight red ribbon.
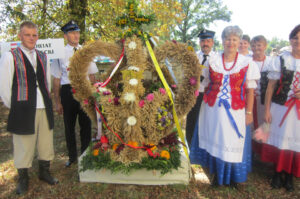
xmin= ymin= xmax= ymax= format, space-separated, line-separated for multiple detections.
xmin=279 ymin=97 xmax=300 ymax=127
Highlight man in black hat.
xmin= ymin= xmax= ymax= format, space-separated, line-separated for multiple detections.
xmin=51 ymin=20 xmax=98 ymax=167
xmin=185 ymin=29 xmax=215 ymax=148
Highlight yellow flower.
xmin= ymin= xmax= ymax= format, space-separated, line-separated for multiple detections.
xmin=93 ymin=149 xmax=99 ymax=156
xmin=128 ymin=141 xmax=139 ymax=147
xmin=187 ymin=46 xmax=194 ymax=52
xmin=160 ymin=150 xmax=170 ymax=160
xmin=112 ymin=144 xmax=119 ymax=151
xmin=148 ymin=143 xmax=157 ymax=151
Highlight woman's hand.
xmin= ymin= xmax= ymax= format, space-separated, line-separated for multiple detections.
xmin=294 ymin=88 xmax=300 ymax=99
xmin=264 ymin=109 xmax=272 ymax=123
xmin=246 ymin=113 xmax=253 ymax=125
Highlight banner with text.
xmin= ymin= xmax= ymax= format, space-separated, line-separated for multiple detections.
xmin=0 ymin=38 xmax=64 ymax=59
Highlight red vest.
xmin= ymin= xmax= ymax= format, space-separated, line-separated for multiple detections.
xmin=204 ymin=66 xmax=248 ymax=110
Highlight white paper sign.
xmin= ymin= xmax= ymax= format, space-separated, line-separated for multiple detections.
xmin=1 ymin=38 xmax=65 ymax=59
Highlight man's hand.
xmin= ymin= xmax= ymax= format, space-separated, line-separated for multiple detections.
xmin=55 ymin=102 xmax=63 ymax=115
xmin=246 ymin=113 xmax=253 ymax=125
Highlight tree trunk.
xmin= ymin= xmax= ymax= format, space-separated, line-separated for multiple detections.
xmin=68 ymin=0 xmax=88 ymax=44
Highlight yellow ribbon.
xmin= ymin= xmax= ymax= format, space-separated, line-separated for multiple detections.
xmin=144 ymin=35 xmax=189 ymax=161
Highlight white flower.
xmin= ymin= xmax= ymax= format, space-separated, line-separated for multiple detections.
xmin=99 ymin=87 xmax=108 ymax=92
xmin=129 ymin=78 xmax=138 ymax=86
xmin=128 ymin=41 xmax=137 ymax=49
xmin=127 ymin=116 xmax=137 ymax=126
xmin=124 ymin=92 xmax=136 ymax=102
xmin=128 ymin=66 xmax=140 ymax=71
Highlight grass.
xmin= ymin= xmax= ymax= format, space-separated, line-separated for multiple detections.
xmin=0 ymin=102 xmax=299 ymax=199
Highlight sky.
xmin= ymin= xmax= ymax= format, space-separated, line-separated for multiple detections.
xmin=209 ymin=0 xmax=300 ymax=42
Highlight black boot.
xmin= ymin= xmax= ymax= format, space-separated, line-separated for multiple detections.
xmin=210 ymin=175 xmax=219 ymax=187
xmin=270 ymin=171 xmax=282 ymax=189
xmin=38 ymin=160 xmax=59 ymax=185
xmin=284 ymin=172 xmax=294 ymax=192
xmin=16 ymin=168 xmax=29 ymax=195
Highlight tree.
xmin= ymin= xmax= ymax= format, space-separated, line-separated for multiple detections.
xmin=266 ymin=37 xmax=290 ymax=55
xmin=0 ymin=0 xmax=184 ymax=43
xmin=172 ymin=0 xmax=231 ymax=45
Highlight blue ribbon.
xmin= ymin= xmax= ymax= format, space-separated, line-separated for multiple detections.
xmin=218 ymin=75 xmax=243 ymax=139
xmin=218 ymin=99 xmax=243 ymax=138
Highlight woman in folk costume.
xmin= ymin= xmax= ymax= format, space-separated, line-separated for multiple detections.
xmin=262 ymin=24 xmax=300 ymax=192
xmin=189 ymin=26 xmax=260 ymax=186
xmin=250 ymin=35 xmax=273 ymax=153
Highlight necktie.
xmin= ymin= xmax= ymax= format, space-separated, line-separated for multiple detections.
xmin=201 ymin=54 xmax=208 ymax=65
xmin=73 ymin=47 xmax=77 ymax=52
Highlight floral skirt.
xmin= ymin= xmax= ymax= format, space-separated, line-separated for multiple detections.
xmin=261 ymin=143 xmax=300 ymax=177
xmin=190 ymin=122 xmax=252 ymax=185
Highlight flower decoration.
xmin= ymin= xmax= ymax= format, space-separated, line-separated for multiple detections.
xmin=72 ymin=88 xmax=76 ymax=94
xmin=127 ymin=116 xmax=137 ymax=126
xmin=171 ymin=84 xmax=177 ymax=88
xmin=139 ymin=100 xmax=145 ymax=108
xmin=159 ymin=88 xmax=166 ymax=95
xmin=187 ymin=46 xmax=194 ymax=52
xmin=157 ymin=106 xmax=173 ymax=130
xmin=146 ymin=93 xmax=154 ymax=102
xmin=103 ymin=91 xmax=111 ymax=95
xmin=93 ymin=149 xmax=99 ymax=156
xmin=99 ymin=87 xmax=108 ymax=92
xmin=195 ymin=90 xmax=199 ymax=97
xmin=128 ymin=141 xmax=139 ymax=147
xmin=83 ymin=99 xmax=89 ymax=105
xmin=148 ymin=143 xmax=157 ymax=151
xmin=108 ymin=98 xmax=112 ymax=103
xmin=128 ymin=66 xmax=140 ymax=71
xmin=160 ymin=150 xmax=170 ymax=160
xmin=114 ymin=97 xmax=120 ymax=105
xmin=128 ymin=41 xmax=137 ymax=49
xmin=124 ymin=92 xmax=136 ymax=102
xmin=129 ymin=78 xmax=138 ymax=86
xmin=112 ymin=144 xmax=119 ymax=151
xmin=189 ymin=77 xmax=197 ymax=86
xmin=94 ymin=82 xmax=102 ymax=88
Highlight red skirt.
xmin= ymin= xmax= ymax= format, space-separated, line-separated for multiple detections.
xmin=260 ymin=143 xmax=300 ymax=177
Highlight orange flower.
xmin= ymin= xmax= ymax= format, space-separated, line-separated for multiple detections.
xmin=128 ymin=141 xmax=138 ymax=147
xmin=148 ymin=143 xmax=157 ymax=151
xmin=112 ymin=144 xmax=119 ymax=151
xmin=160 ymin=150 xmax=170 ymax=160
xmin=93 ymin=149 xmax=99 ymax=156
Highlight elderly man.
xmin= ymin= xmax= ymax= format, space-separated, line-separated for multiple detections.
xmin=0 ymin=21 xmax=58 ymax=195
xmin=185 ymin=29 xmax=215 ymax=148
xmin=51 ymin=20 xmax=98 ymax=167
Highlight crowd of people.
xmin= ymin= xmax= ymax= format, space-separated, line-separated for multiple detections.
xmin=188 ymin=24 xmax=300 ymax=192
xmin=0 ymin=19 xmax=299 ymax=195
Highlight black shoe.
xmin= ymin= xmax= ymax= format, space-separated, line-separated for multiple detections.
xmin=38 ymin=160 xmax=59 ymax=185
xmin=65 ymin=159 xmax=77 ymax=168
xmin=284 ymin=173 xmax=294 ymax=192
xmin=270 ymin=171 xmax=282 ymax=189
xmin=16 ymin=168 xmax=29 ymax=195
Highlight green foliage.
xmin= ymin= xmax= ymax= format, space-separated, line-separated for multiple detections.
xmin=266 ymin=37 xmax=289 ymax=55
xmin=172 ymin=0 xmax=231 ymax=45
xmin=80 ymin=143 xmax=181 ymax=175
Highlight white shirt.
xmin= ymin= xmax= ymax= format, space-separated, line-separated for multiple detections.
xmin=196 ymin=50 xmax=216 ymax=92
xmin=0 ymin=45 xmax=51 ymax=108
xmin=51 ymin=44 xmax=98 ymax=85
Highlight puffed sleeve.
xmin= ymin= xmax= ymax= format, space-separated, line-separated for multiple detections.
xmin=88 ymin=61 xmax=99 ymax=74
xmin=267 ymin=56 xmax=281 ymax=80
xmin=50 ymin=58 xmax=62 ymax=78
xmin=0 ymin=52 xmax=15 ymax=108
xmin=246 ymin=60 xmax=260 ymax=88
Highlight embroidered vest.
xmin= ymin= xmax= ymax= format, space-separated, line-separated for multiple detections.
xmin=7 ymin=48 xmax=54 ymax=135
xmin=204 ymin=66 xmax=248 ymax=110
xmin=260 ymin=71 xmax=269 ymax=105
xmin=272 ymin=56 xmax=294 ymax=105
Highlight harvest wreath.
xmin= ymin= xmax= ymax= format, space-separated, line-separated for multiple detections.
xmin=68 ymin=0 xmax=202 ymax=175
